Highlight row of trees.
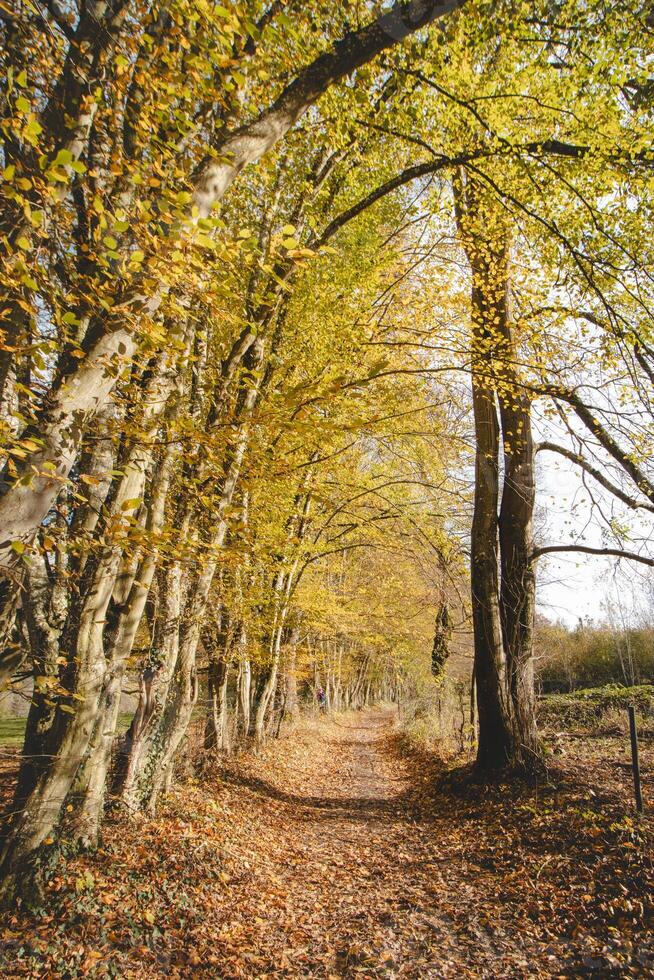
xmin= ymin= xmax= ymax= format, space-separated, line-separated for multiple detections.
xmin=0 ymin=0 xmax=653 ymax=901
xmin=536 ymin=616 xmax=654 ymax=691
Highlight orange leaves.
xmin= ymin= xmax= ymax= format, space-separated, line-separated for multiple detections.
xmin=0 ymin=710 xmax=652 ymax=976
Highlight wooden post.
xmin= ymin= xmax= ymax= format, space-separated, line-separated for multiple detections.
xmin=628 ymin=705 xmax=644 ymax=813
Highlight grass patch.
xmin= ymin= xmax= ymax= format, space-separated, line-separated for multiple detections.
xmin=539 ymin=683 xmax=654 ymax=729
xmin=0 ymin=716 xmax=27 ymax=746
xmin=0 ymin=713 xmax=134 ymax=746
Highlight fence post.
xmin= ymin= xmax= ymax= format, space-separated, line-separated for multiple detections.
xmin=628 ymin=704 xmax=644 ymax=813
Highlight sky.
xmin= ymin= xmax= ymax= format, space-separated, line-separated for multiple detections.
xmin=535 ymin=448 xmax=652 ymax=627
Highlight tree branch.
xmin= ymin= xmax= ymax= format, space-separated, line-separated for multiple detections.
xmin=545 ymin=387 xmax=654 ymax=506
xmin=532 ymin=545 xmax=654 ymax=567
xmin=536 ymin=441 xmax=654 ymax=513
xmin=192 ymin=0 xmax=467 ymax=215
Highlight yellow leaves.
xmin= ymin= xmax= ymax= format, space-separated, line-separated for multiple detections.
xmin=53 ymin=148 xmax=73 ymax=167
xmin=34 ymin=674 xmax=56 ymax=691
xmin=27 ymin=208 xmax=43 ymax=228
xmin=75 ymin=871 xmax=95 ymax=892
xmin=22 ymin=117 xmax=43 ymax=146
xmin=15 ymin=95 xmax=30 ymax=113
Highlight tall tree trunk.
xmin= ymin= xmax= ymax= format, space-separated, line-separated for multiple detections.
xmin=119 ymin=340 xmax=265 ymax=808
xmin=203 ymin=605 xmax=232 ymax=755
xmin=0 ymin=342 xmax=189 ymax=896
xmin=456 ymin=171 xmax=539 ymax=772
xmin=497 ymin=324 xmax=540 ymax=766
xmin=67 ymin=441 xmax=178 ymax=845
xmin=469 ymin=353 xmax=514 ymax=769
xmin=204 ymin=656 xmax=230 ymax=753
xmin=284 ymin=627 xmax=300 ymax=722
xmin=117 ymin=561 xmax=184 ymax=813
xmin=238 ymin=650 xmax=252 ymax=738
xmin=254 ymin=613 xmax=285 ymax=742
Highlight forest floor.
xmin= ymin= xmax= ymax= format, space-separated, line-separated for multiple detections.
xmin=0 ymin=708 xmax=653 ymax=978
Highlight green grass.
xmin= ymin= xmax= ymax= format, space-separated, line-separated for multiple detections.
xmin=539 ymin=683 xmax=654 ymax=727
xmin=0 ymin=716 xmax=28 ymax=746
xmin=0 ymin=712 xmax=134 ymax=747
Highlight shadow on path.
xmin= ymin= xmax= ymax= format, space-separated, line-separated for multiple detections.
xmin=218 ymin=766 xmax=415 ymax=823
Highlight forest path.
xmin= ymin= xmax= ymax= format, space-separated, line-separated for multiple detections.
xmin=194 ymin=709 xmax=531 ymax=978
xmin=3 ymin=708 xmax=650 ymax=976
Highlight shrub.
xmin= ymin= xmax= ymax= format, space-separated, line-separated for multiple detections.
xmin=538 ymin=683 xmax=654 ymax=729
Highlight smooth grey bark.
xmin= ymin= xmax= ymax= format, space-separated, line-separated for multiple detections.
xmin=0 ymin=342 xmax=189 ymax=895
xmin=116 ymin=561 xmax=184 ymax=813
xmin=67 ymin=439 xmax=178 ymax=845
xmin=119 ymin=339 xmax=265 ymax=811
xmin=237 ymin=648 xmax=252 ymax=738
xmin=0 ymin=329 xmax=139 ymax=681
xmin=253 ymin=592 xmax=287 ymax=741
xmin=204 ymin=653 xmax=230 ymax=754
xmin=284 ymin=626 xmax=301 ymax=721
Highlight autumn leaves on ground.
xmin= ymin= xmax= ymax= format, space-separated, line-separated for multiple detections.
xmin=1 ymin=709 xmax=651 ymax=978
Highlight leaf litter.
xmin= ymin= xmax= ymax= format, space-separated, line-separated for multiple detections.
xmin=0 ymin=709 xmax=652 ymax=977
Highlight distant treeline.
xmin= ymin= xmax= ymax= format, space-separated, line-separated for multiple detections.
xmin=535 ymin=620 xmax=654 ymax=692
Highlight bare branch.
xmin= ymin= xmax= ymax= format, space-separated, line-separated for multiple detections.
xmin=536 ymin=441 xmax=654 ymax=513
xmin=532 ymin=545 xmax=654 ymax=567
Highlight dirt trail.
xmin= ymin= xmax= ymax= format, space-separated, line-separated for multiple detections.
xmin=2 ymin=709 xmax=651 ymax=977
xmin=180 ymin=711 xmax=560 ymax=978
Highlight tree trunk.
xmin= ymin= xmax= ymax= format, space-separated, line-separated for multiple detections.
xmin=456 ymin=171 xmax=540 ymax=772
xmin=284 ymin=627 xmax=300 ymax=721
xmin=497 ymin=341 xmax=540 ymax=765
xmin=204 ymin=655 xmax=230 ymax=754
xmin=238 ymin=652 xmax=252 ymax=738
xmin=0 ymin=340 xmax=189 ymax=895
xmin=254 ymin=621 xmax=284 ymax=742
xmin=67 ymin=441 xmax=178 ymax=844
xmin=117 ymin=561 xmax=184 ymax=813
xmin=469 ymin=359 xmax=514 ymax=769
